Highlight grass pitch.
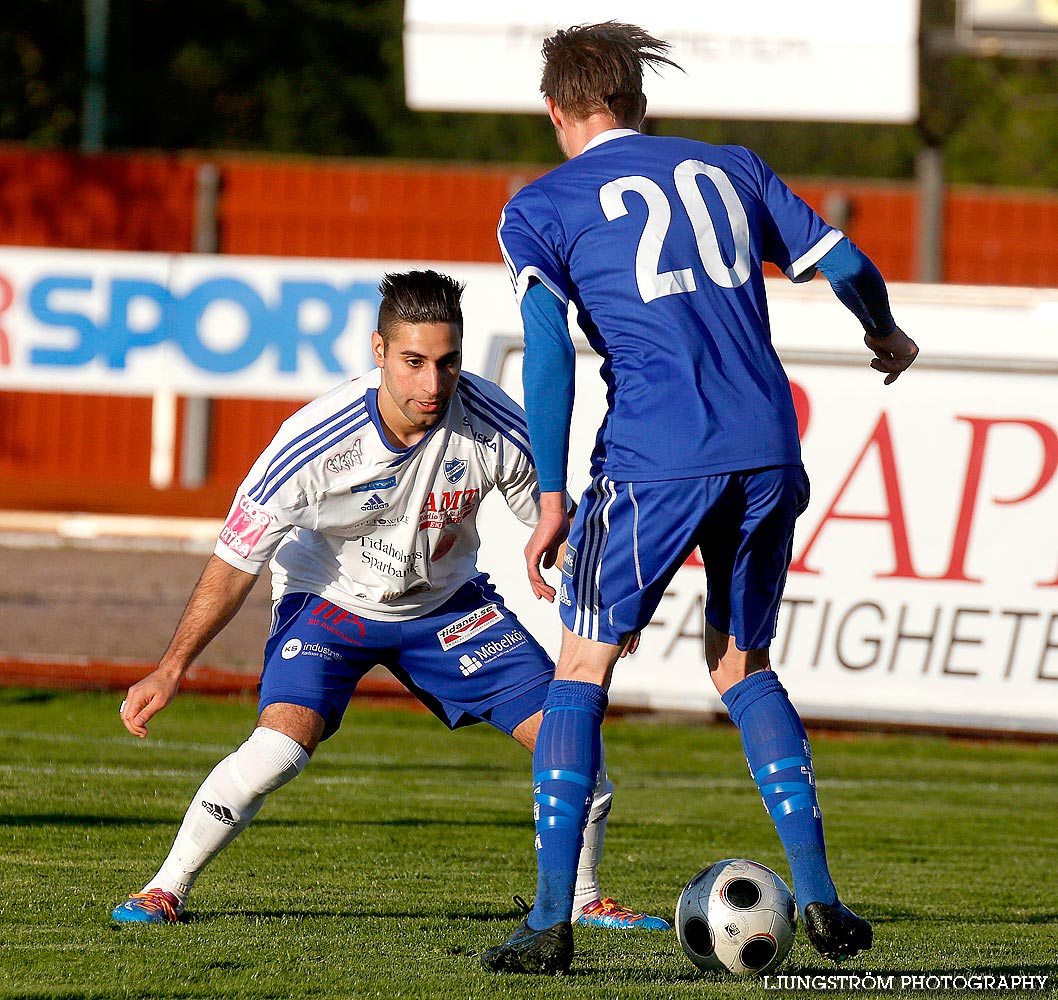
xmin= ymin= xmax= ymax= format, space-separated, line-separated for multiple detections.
xmin=0 ymin=688 xmax=1055 ymax=999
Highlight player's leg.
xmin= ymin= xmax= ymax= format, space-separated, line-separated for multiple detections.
xmin=393 ymin=578 xmax=656 ymax=926
xmin=521 ymin=628 xmax=613 ymax=933
xmin=509 ymin=710 xmax=668 ymax=931
xmin=484 ymin=475 xmax=701 ymax=972
xmin=391 ymin=574 xmax=660 ymax=971
xmin=112 ymin=593 xmax=383 ymax=923
xmin=479 ymin=629 xmax=615 ymax=973
xmin=111 ymin=704 xmax=319 ymax=923
xmin=703 ymin=465 xmax=872 ymax=960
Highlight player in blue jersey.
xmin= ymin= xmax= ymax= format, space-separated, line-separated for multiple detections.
xmin=110 ymin=270 xmax=666 ymax=933
xmin=482 ymin=23 xmax=919 ymax=974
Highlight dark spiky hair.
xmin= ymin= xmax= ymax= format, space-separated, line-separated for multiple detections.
xmin=540 ymin=22 xmax=682 ymax=125
xmin=377 ymin=270 xmax=466 ymax=345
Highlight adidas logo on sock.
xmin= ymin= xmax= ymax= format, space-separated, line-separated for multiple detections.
xmin=201 ymin=800 xmax=237 ymax=826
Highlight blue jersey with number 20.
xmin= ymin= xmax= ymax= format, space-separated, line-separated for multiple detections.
xmin=498 ymin=130 xmax=841 ymax=482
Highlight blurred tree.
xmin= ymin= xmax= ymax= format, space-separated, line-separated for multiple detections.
xmin=2 ymin=0 xmax=1058 ymax=185
xmin=0 ymin=0 xmax=84 ymax=146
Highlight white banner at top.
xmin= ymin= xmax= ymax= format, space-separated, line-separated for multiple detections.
xmin=403 ymin=0 xmax=920 ymax=123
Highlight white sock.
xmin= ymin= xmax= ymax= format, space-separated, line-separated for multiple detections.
xmin=573 ymin=740 xmax=613 ymax=918
xmin=143 ymin=727 xmax=308 ymax=907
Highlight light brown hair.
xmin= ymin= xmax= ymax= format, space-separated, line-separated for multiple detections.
xmin=540 ymin=22 xmax=681 ymax=124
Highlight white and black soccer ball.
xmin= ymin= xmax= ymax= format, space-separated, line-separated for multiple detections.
xmin=675 ymin=859 xmax=797 ymax=977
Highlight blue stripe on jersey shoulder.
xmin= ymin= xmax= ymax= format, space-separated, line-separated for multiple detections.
xmin=458 ymin=378 xmax=532 ymax=442
xmin=248 ymin=399 xmax=369 ymax=503
xmin=457 ymin=382 xmax=534 ymax=466
xmin=387 ymin=446 xmax=420 ymax=469
xmin=257 ymin=411 xmax=372 ymax=503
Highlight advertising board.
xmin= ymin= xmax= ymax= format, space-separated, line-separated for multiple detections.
xmin=3 ymin=245 xmax=1057 ymax=732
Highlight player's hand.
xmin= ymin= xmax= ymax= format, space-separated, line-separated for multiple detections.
xmin=525 ymin=502 xmax=570 ymax=602
xmin=118 ymin=666 xmax=182 ymax=739
xmin=864 ymin=326 xmax=918 ymax=384
xmin=619 ymin=632 xmax=641 ymax=658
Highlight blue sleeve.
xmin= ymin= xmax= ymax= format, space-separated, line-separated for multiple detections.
xmin=499 ymin=188 xmax=571 ymax=306
xmin=750 ymin=149 xmax=842 ymax=280
xmin=520 ymin=280 xmax=575 ymax=493
xmin=815 ymin=237 xmax=897 ymax=337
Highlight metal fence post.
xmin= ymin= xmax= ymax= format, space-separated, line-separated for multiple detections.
xmin=180 ymin=163 xmax=221 ymax=490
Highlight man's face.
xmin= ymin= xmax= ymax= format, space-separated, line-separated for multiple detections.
xmin=372 ymin=321 xmax=462 ymax=443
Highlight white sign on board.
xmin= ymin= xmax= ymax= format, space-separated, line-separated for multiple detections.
xmin=4 ymin=245 xmax=1058 ymax=733
xmin=403 ymin=0 xmax=919 ymax=123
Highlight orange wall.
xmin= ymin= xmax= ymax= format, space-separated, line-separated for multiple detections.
xmin=0 ymin=147 xmax=198 ymax=252
xmin=6 ymin=145 xmax=1058 ymax=284
xmin=219 ymin=159 xmax=539 ymax=262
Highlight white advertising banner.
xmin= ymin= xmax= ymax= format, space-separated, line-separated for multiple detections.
xmin=480 ymin=282 xmax=1058 ymax=737
xmin=403 ymin=0 xmax=920 ymax=123
xmin=3 ymin=245 xmax=1058 ymax=733
xmin=0 ymin=247 xmax=514 ymax=398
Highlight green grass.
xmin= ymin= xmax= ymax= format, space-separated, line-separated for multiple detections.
xmin=0 ymin=688 xmax=1056 ymax=999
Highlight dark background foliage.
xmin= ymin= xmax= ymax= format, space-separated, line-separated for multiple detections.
xmin=4 ymin=0 xmax=1058 ymax=183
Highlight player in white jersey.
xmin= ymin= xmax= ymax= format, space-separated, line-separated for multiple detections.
xmin=110 ymin=270 xmax=667 ymax=932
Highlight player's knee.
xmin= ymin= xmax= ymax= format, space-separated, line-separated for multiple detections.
xmin=556 ymin=629 xmax=621 ymax=685
xmin=257 ymin=702 xmax=326 ymax=751
xmin=229 ymin=727 xmax=310 ymax=797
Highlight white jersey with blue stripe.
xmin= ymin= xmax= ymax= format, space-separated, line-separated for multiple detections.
xmin=213 ymin=369 xmax=541 ymax=620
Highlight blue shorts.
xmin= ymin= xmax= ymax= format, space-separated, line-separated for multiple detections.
xmin=259 ymin=575 xmax=553 ymax=740
xmin=559 ymin=465 xmax=810 ymax=650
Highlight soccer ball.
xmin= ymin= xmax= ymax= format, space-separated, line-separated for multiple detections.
xmin=675 ymin=859 xmax=797 ymax=976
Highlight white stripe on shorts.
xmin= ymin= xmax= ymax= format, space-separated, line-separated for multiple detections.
xmin=629 ymin=483 xmax=643 ymax=590
xmin=269 ymin=593 xmax=314 ymax=639
xmin=574 ymin=475 xmax=617 ymax=641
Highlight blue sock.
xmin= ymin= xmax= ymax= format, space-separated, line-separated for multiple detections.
xmin=528 ymin=678 xmax=608 ymax=930
xmin=721 ymin=669 xmax=837 ymax=912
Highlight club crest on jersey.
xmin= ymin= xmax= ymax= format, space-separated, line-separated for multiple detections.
xmin=436 ymin=603 xmax=503 ymax=650
xmin=326 ymin=439 xmax=363 ymax=474
xmin=444 ymin=459 xmax=467 ymax=484
xmin=361 ymin=494 xmax=389 ymax=512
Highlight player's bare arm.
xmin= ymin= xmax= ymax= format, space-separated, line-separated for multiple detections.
xmin=864 ymin=326 xmax=919 ymax=384
xmin=525 ymin=491 xmax=570 ymax=602
xmin=119 ymin=555 xmax=258 ymax=739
